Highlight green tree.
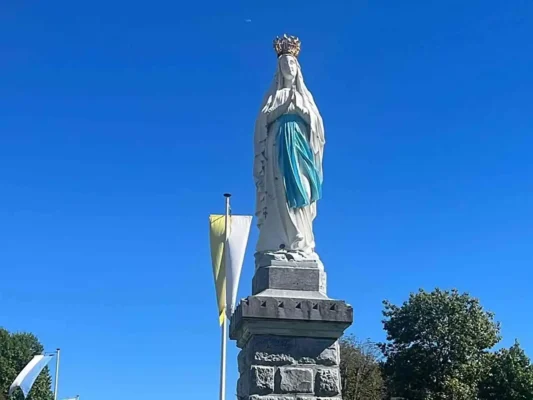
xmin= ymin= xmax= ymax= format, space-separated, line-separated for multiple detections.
xmin=339 ymin=335 xmax=385 ymax=400
xmin=0 ymin=328 xmax=53 ymax=400
xmin=478 ymin=340 xmax=533 ymax=400
xmin=381 ymin=288 xmax=501 ymax=400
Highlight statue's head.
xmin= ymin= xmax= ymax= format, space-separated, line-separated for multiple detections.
xmin=279 ymin=55 xmax=298 ymax=82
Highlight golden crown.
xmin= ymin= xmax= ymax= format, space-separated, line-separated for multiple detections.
xmin=273 ymin=34 xmax=301 ymax=58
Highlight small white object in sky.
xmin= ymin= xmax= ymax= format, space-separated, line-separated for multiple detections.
xmin=245 ymin=19 xmax=252 ymax=23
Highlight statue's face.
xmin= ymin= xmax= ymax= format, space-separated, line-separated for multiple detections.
xmin=279 ymin=55 xmax=298 ymax=81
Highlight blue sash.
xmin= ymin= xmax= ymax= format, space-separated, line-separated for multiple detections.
xmin=277 ymin=114 xmax=322 ymax=208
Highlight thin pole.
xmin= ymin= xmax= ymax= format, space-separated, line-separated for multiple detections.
xmin=53 ymin=349 xmax=60 ymax=400
xmin=219 ymin=314 xmax=227 ymax=400
xmin=219 ymin=193 xmax=231 ymax=400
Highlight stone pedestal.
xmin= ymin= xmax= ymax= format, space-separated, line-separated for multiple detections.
xmin=230 ymin=257 xmax=353 ymax=400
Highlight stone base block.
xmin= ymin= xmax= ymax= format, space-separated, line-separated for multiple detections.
xmin=247 ymin=397 xmax=341 ymax=400
xmin=253 ymin=265 xmax=327 ymax=297
xmin=236 ymin=335 xmax=343 ymax=400
xmin=252 ymin=256 xmax=327 ymax=299
xmin=230 ymin=295 xmax=353 ymax=348
xmin=248 ymin=397 xmax=341 ymax=400
xmin=234 ymin=254 xmax=353 ymax=399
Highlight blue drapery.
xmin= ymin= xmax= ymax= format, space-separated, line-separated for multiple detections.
xmin=277 ymin=114 xmax=322 ymax=209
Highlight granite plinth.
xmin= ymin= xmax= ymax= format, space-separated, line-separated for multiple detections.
xmin=230 ymin=295 xmax=353 ymax=348
xmin=232 ymin=257 xmax=352 ymax=400
xmin=253 ymin=265 xmax=327 ymax=297
xmin=235 ymin=335 xmax=344 ymax=400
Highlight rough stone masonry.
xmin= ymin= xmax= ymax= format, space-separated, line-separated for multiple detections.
xmin=230 ymin=258 xmax=353 ymax=400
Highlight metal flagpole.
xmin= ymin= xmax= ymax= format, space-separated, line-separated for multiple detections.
xmin=219 ymin=193 xmax=231 ymax=400
xmin=219 ymin=312 xmax=227 ymax=400
xmin=54 ymin=348 xmax=60 ymax=400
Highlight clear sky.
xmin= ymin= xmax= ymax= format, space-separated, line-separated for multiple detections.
xmin=1 ymin=0 xmax=532 ymax=398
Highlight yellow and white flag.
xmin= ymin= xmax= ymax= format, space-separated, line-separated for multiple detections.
xmin=209 ymin=214 xmax=252 ymax=325
xmin=225 ymin=215 xmax=252 ymax=318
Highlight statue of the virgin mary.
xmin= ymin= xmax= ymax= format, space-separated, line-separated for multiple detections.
xmin=254 ymin=35 xmax=325 ymax=261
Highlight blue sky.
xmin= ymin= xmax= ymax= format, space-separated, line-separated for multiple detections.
xmin=1 ymin=0 xmax=532 ymax=398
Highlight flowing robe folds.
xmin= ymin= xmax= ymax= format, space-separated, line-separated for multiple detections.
xmin=254 ymin=82 xmax=325 ymax=258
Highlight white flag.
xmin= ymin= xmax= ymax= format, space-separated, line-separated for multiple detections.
xmin=225 ymin=215 xmax=252 ymax=318
xmin=9 ymin=355 xmax=54 ymax=398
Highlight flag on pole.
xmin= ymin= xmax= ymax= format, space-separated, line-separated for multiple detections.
xmin=209 ymin=214 xmax=252 ymax=324
xmin=225 ymin=215 xmax=252 ymax=318
xmin=9 ymin=355 xmax=54 ymax=398
xmin=209 ymin=214 xmax=227 ymax=325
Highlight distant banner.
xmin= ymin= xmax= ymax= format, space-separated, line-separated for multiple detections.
xmin=209 ymin=214 xmax=226 ymax=325
xmin=225 ymin=216 xmax=252 ymax=318
xmin=9 ymin=355 xmax=54 ymax=398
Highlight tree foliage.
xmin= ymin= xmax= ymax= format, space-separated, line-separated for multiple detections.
xmin=0 ymin=328 xmax=53 ymax=400
xmin=380 ymin=288 xmax=501 ymax=400
xmin=478 ymin=340 xmax=533 ymax=400
xmin=339 ymin=335 xmax=385 ymax=400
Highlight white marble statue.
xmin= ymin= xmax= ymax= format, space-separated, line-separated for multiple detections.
xmin=254 ymin=35 xmax=325 ymax=261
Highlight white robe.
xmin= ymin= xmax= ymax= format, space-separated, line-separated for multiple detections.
xmin=254 ymin=85 xmax=324 ymax=258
